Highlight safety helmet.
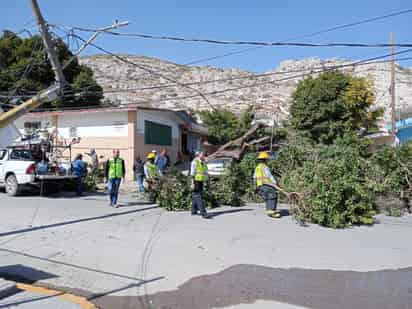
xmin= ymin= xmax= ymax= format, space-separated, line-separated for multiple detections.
xmin=147 ymin=152 xmax=156 ymax=159
xmin=257 ymin=151 xmax=270 ymax=160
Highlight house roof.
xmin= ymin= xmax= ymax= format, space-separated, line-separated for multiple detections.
xmin=26 ymin=105 xmax=209 ymax=136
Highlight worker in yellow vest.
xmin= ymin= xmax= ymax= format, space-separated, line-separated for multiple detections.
xmin=144 ymin=152 xmax=159 ymax=201
xmin=190 ymin=151 xmax=209 ymax=218
xmin=253 ymin=151 xmax=281 ymax=218
xmin=104 ymin=149 xmax=125 ymax=208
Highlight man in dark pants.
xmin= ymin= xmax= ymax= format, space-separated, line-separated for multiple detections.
xmin=71 ymin=154 xmax=86 ymax=196
xmin=254 ymin=151 xmax=281 ymax=218
xmin=105 ymin=149 xmax=126 ymax=208
xmin=190 ymin=151 xmax=209 ymax=219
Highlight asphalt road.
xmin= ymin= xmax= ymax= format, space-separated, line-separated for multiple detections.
xmin=0 ymin=191 xmax=411 ymax=309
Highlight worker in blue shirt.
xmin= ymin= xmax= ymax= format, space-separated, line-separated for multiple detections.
xmin=71 ymin=154 xmax=86 ymax=196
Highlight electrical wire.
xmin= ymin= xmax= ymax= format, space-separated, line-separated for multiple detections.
xmin=62 ymin=31 xmax=218 ymax=111
xmin=24 ymin=49 xmax=411 ymax=112
xmin=65 ymin=7 xmax=412 ymax=48
xmin=2 ymin=54 xmax=411 ymax=103
xmin=65 ymin=32 xmax=412 ymax=48
xmin=154 ymin=8 xmax=412 ymax=65
xmin=26 ymin=49 xmax=412 ymax=100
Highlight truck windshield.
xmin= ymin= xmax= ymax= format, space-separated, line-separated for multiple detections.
xmin=10 ymin=149 xmax=34 ymax=161
xmin=0 ymin=150 xmax=6 ymax=160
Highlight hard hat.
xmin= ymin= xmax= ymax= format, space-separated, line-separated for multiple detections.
xmin=147 ymin=152 xmax=156 ymax=159
xmin=151 ymin=149 xmax=157 ymax=153
xmin=257 ymin=152 xmax=270 ymax=160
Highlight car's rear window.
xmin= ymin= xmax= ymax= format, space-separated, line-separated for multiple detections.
xmin=9 ymin=149 xmax=34 ymax=161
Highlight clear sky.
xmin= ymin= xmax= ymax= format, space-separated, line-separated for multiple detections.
xmin=2 ymin=0 xmax=412 ymax=72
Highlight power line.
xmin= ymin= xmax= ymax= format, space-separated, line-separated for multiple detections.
xmin=66 ymin=31 xmax=218 ymax=111
xmin=3 ymin=54 xmax=412 ymax=100
xmin=173 ymin=8 xmax=412 ymax=66
xmin=26 ymin=49 xmax=412 ymax=111
xmin=65 ymin=8 xmax=412 ymax=49
xmin=43 ymin=50 xmax=412 ymax=97
xmin=59 ymin=30 xmax=412 ymax=48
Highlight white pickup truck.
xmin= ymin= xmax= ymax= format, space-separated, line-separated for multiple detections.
xmin=0 ymin=148 xmax=76 ymax=196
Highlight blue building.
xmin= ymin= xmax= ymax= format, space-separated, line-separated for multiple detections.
xmin=393 ymin=117 xmax=412 ymax=144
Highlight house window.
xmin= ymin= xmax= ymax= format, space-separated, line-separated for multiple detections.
xmin=144 ymin=120 xmax=172 ymax=146
xmin=24 ymin=121 xmax=41 ymax=134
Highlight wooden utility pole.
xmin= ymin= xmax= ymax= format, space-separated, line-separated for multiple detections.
xmin=390 ymin=32 xmax=396 ymax=136
xmin=30 ymin=0 xmax=67 ymax=87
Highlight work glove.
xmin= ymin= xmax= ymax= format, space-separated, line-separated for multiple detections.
xmin=190 ymin=179 xmax=195 ymax=191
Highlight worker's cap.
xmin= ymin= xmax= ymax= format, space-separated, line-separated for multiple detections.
xmin=257 ymin=151 xmax=270 ymax=160
xmin=147 ymin=152 xmax=156 ymax=159
xmin=195 ymin=150 xmax=203 ymax=156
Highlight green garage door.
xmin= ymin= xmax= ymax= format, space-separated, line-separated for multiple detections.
xmin=144 ymin=120 xmax=172 ymax=145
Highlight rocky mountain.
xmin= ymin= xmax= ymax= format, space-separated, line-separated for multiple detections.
xmin=79 ymin=55 xmax=412 ymax=124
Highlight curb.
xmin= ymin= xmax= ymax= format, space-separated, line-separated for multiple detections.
xmin=16 ymin=283 xmax=98 ymax=309
xmin=0 ymin=278 xmax=19 ymax=300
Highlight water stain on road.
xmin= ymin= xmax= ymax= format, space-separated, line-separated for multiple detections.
xmin=88 ymin=264 xmax=412 ymax=309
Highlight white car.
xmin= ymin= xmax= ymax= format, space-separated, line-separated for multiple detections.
xmin=0 ymin=148 xmax=37 ymax=196
xmin=207 ymin=157 xmax=233 ymax=176
xmin=0 ymin=148 xmax=77 ymax=196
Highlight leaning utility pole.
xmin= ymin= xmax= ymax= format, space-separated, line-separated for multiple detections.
xmin=0 ymin=0 xmax=65 ymax=128
xmin=390 ymin=32 xmax=396 ymax=136
xmin=30 ymin=0 xmax=67 ymax=87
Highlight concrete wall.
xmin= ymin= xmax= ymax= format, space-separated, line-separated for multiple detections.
xmin=57 ymin=112 xmax=128 ymax=138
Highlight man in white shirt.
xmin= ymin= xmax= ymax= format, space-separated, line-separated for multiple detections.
xmin=190 ymin=151 xmax=209 ymax=218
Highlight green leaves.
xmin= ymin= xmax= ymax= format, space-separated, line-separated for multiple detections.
xmin=0 ymin=30 xmax=102 ymax=108
xmin=290 ymin=71 xmax=379 ymax=144
xmin=199 ymin=106 xmax=254 ymax=145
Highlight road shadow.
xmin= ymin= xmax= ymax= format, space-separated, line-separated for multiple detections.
xmin=279 ymin=208 xmax=290 ymax=217
xmin=46 ymin=191 xmax=107 ymax=199
xmin=207 ymin=208 xmax=253 ymax=218
xmin=117 ymin=201 xmax=154 ymax=207
xmin=0 ymin=264 xmax=57 ymax=284
xmin=87 ymin=276 xmax=164 ymax=301
xmin=0 ymin=264 xmax=59 ymax=303
xmin=89 ymin=264 xmax=412 ymax=309
xmin=0 ymin=249 xmax=147 ymax=282
xmin=0 ymin=206 xmax=159 ymax=238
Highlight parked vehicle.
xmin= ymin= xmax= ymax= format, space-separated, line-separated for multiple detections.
xmin=207 ymin=157 xmax=233 ymax=176
xmin=0 ymin=147 xmax=76 ymax=196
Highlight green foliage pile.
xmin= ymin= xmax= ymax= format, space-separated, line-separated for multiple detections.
xmin=153 ymin=71 xmax=411 ymax=229
xmin=0 ymin=30 xmax=103 ymax=108
xmin=83 ymin=169 xmax=103 ymax=192
xmin=199 ymin=106 xmax=254 ymax=145
xmin=210 ymin=163 xmax=245 ymax=206
xmin=280 ymin=135 xmax=376 ymax=228
xmin=155 ymin=171 xmax=218 ymax=211
xmin=368 ymin=143 xmax=412 ymax=215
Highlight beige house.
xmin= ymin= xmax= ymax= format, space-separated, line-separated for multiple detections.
xmin=14 ymin=106 xmax=208 ymax=181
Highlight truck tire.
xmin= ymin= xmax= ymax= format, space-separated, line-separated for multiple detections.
xmin=5 ymin=174 xmax=19 ymax=196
